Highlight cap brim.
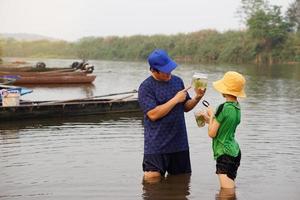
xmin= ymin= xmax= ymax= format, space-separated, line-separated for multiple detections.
xmin=159 ymin=60 xmax=177 ymax=74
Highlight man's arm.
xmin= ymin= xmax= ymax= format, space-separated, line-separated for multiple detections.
xmin=147 ymin=87 xmax=190 ymax=121
xmin=184 ymin=88 xmax=206 ymax=112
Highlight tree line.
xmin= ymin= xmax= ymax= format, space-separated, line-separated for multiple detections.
xmin=1 ymin=0 xmax=299 ymax=65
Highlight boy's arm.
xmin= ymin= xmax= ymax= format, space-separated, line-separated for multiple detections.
xmin=207 ymin=106 xmax=220 ymax=138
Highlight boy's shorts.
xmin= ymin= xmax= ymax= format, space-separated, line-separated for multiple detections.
xmin=143 ymin=150 xmax=191 ymax=176
xmin=216 ymin=151 xmax=241 ymax=180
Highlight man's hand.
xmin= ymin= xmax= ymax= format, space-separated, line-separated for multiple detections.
xmin=174 ymin=86 xmax=191 ymax=103
xmin=194 ymin=88 xmax=206 ymax=101
xmin=146 ymin=86 xmax=191 ymax=121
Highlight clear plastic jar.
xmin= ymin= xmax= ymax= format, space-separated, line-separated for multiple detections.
xmin=191 ymin=72 xmax=208 ymax=90
xmin=194 ymin=111 xmax=206 ymax=127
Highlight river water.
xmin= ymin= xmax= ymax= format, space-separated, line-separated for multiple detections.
xmin=0 ymin=58 xmax=300 ymax=200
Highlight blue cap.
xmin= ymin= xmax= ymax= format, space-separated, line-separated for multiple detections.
xmin=148 ymin=49 xmax=177 ymax=73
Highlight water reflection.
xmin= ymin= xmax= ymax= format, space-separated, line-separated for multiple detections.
xmin=215 ymin=188 xmax=236 ymax=200
xmin=0 ymin=130 xmax=20 ymax=141
xmin=142 ymin=174 xmax=191 ymax=200
xmin=1 ymin=59 xmax=300 ymax=200
xmin=0 ymin=113 xmax=143 ymax=132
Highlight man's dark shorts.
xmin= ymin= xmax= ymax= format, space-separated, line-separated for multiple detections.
xmin=143 ymin=150 xmax=191 ymax=176
xmin=216 ymin=151 xmax=241 ymax=180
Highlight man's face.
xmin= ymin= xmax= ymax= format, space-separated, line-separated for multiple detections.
xmin=152 ymin=70 xmax=171 ymax=81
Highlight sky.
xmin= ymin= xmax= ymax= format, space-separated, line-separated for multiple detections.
xmin=0 ymin=0 xmax=295 ymax=41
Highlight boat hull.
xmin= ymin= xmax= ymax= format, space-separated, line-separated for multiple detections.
xmin=0 ymin=69 xmax=87 ymax=76
xmin=0 ymin=98 xmax=141 ymax=121
xmin=14 ymin=75 xmax=96 ymax=84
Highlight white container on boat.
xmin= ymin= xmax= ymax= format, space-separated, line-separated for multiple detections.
xmin=1 ymin=90 xmax=20 ymax=107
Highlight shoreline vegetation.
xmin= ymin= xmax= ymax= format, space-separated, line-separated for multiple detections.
xmin=1 ymin=29 xmax=299 ymax=66
xmin=0 ymin=1 xmax=299 ymax=66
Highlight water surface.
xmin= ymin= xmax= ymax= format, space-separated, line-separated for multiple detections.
xmin=1 ymin=58 xmax=300 ymax=199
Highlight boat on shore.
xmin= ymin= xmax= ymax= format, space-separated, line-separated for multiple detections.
xmin=13 ymin=74 xmax=96 ymax=84
xmin=0 ymin=60 xmax=96 ymax=84
xmin=0 ymin=75 xmax=19 ymax=85
xmin=0 ymin=91 xmax=141 ymax=121
xmin=0 ymin=69 xmax=96 ymax=84
xmin=0 ymin=60 xmax=94 ymax=73
xmin=0 ymin=69 xmax=82 ymax=76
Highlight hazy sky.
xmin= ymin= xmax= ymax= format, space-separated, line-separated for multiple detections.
xmin=0 ymin=0 xmax=294 ymax=41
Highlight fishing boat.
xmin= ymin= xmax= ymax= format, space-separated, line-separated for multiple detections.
xmin=0 ymin=60 xmax=94 ymax=73
xmin=0 ymin=61 xmax=96 ymax=84
xmin=0 ymin=69 xmax=84 ymax=77
xmin=0 ymin=75 xmax=19 ymax=85
xmin=0 ymin=90 xmax=141 ymax=121
xmin=0 ymin=68 xmax=96 ymax=84
xmin=13 ymin=74 xmax=96 ymax=84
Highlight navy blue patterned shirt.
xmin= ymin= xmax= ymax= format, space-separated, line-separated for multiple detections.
xmin=138 ymin=75 xmax=191 ymax=154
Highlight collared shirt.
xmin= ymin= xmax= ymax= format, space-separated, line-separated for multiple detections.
xmin=138 ymin=75 xmax=191 ymax=154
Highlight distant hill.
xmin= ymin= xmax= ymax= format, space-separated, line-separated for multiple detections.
xmin=0 ymin=33 xmax=59 ymax=41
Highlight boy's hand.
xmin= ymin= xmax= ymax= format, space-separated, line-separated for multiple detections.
xmin=206 ymin=106 xmax=214 ymax=117
xmin=196 ymin=110 xmax=210 ymax=124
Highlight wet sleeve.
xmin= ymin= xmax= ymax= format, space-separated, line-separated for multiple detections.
xmin=138 ymin=83 xmax=157 ymax=114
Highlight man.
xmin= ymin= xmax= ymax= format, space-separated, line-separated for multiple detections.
xmin=138 ymin=49 xmax=205 ymax=182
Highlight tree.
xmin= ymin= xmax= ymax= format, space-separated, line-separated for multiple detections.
xmin=247 ymin=6 xmax=291 ymax=64
xmin=286 ymin=0 xmax=300 ymax=32
xmin=239 ymin=0 xmax=291 ymax=64
xmin=237 ymin=0 xmax=269 ymax=25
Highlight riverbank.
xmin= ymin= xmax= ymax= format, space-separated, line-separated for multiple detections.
xmin=1 ymin=30 xmax=299 ymax=66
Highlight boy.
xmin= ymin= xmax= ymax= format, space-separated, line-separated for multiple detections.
xmin=205 ymin=71 xmax=246 ymax=189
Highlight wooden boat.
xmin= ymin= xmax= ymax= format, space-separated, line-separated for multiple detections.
xmin=0 ymin=68 xmax=96 ymax=84
xmin=0 ymin=91 xmax=141 ymax=121
xmin=0 ymin=71 xmax=87 ymax=77
xmin=0 ymin=69 xmax=86 ymax=77
xmin=0 ymin=60 xmax=94 ymax=73
xmin=13 ymin=74 xmax=96 ymax=84
xmin=0 ymin=75 xmax=18 ymax=85
xmin=0 ymin=65 xmax=73 ymax=72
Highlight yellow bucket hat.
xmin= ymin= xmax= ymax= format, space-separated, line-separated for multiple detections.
xmin=213 ymin=71 xmax=246 ymax=98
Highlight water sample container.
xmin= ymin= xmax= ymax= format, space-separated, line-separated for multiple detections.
xmin=194 ymin=111 xmax=206 ymax=128
xmin=192 ymin=72 xmax=208 ymax=90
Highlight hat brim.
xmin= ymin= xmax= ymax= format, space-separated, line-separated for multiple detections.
xmin=213 ymin=79 xmax=246 ymax=98
xmin=157 ymin=60 xmax=177 ymax=74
